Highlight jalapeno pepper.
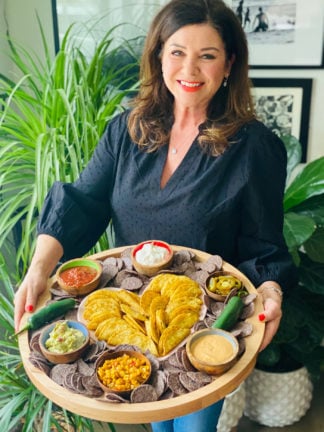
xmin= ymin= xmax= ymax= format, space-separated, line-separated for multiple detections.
xmin=15 ymin=298 xmax=76 ymax=336
xmin=212 ymin=296 xmax=244 ymax=330
xmin=208 ymin=275 xmax=242 ymax=295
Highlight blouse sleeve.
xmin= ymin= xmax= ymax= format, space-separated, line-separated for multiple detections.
xmin=236 ymin=125 xmax=297 ymax=291
xmin=37 ymin=115 xmax=121 ymax=260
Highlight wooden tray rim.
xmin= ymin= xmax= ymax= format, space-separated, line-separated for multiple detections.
xmin=18 ymin=245 xmax=265 ymax=424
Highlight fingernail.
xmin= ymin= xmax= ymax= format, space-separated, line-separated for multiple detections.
xmin=26 ymin=305 xmax=34 ymax=312
xmin=259 ymin=313 xmax=266 ymax=322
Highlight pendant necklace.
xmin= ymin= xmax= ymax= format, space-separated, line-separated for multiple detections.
xmin=170 ymin=139 xmax=185 ymax=155
xmin=169 ymin=125 xmax=199 ymax=155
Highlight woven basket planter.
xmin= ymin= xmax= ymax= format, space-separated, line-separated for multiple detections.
xmin=217 ymin=383 xmax=246 ymax=432
xmin=243 ymin=367 xmax=313 ymax=427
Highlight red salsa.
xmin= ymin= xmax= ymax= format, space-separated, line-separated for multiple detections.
xmin=60 ymin=266 xmax=97 ymax=287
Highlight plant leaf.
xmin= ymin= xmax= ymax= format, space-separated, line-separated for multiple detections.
xmin=304 ymin=226 xmax=324 ymax=263
xmin=283 ymin=212 xmax=315 ymax=250
xmin=0 ymin=21 xmax=138 ymax=270
xmin=298 ymin=253 xmax=324 ymax=295
xmin=288 ymin=194 xmax=324 ymax=226
xmin=280 ymin=134 xmax=302 ymax=182
xmin=284 ymin=157 xmax=324 ymax=211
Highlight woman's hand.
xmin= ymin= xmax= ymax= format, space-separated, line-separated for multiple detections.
xmin=14 ymin=234 xmax=63 ymax=332
xmin=257 ymin=283 xmax=283 ymax=351
xmin=14 ymin=269 xmax=49 ymax=332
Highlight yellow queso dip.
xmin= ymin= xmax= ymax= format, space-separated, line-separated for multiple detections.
xmin=191 ymin=334 xmax=234 ymax=364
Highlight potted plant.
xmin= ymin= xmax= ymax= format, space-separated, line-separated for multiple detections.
xmin=0 ymin=254 xmax=95 ymax=431
xmin=244 ymin=135 xmax=324 ymax=427
xmin=0 ymin=253 xmax=152 ymax=431
xmin=0 ymin=19 xmax=139 ymax=274
xmin=0 ymin=21 xmax=151 ymax=432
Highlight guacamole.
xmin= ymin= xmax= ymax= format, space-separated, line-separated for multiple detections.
xmin=45 ymin=321 xmax=86 ymax=353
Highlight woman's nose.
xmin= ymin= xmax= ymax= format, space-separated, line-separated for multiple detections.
xmin=183 ymin=56 xmax=199 ymax=75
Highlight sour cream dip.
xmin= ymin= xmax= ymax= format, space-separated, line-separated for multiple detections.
xmin=135 ymin=242 xmax=169 ymax=266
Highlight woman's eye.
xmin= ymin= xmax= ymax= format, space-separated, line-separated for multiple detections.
xmin=171 ymin=50 xmax=183 ymax=56
xmin=201 ymin=53 xmax=216 ymax=60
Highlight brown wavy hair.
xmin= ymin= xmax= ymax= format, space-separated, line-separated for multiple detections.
xmin=128 ymin=0 xmax=255 ymax=156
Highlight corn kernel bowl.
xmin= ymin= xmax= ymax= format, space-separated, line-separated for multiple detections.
xmin=95 ymin=350 xmax=152 ymax=396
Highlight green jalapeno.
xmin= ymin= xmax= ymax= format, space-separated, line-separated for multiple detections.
xmin=15 ymin=298 xmax=76 ymax=336
xmin=212 ymin=296 xmax=244 ymax=330
xmin=208 ymin=275 xmax=242 ymax=294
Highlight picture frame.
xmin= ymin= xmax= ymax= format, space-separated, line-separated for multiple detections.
xmin=251 ymin=78 xmax=312 ymax=161
xmin=51 ymin=0 xmax=60 ymax=54
xmin=225 ymin=0 xmax=324 ymax=68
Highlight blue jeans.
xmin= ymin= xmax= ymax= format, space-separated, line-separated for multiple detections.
xmin=151 ymin=399 xmax=224 ymax=432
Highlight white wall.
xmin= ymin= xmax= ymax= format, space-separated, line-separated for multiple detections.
xmin=0 ymin=0 xmax=323 ymax=161
xmin=0 ymin=0 xmax=55 ymax=79
xmin=0 ymin=0 xmax=11 ymax=78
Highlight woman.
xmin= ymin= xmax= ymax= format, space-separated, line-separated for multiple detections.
xmin=14 ymin=0 xmax=296 ymax=431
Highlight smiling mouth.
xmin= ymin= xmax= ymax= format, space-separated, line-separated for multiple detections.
xmin=178 ymin=80 xmax=203 ymax=88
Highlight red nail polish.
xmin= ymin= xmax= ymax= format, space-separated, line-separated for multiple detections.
xmin=26 ymin=305 xmax=34 ymax=312
xmin=259 ymin=313 xmax=266 ymax=322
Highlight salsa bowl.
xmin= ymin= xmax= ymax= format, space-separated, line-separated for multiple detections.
xmin=56 ymin=258 xmax=103 ymax=296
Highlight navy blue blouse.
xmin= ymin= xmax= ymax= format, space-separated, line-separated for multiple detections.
xmin=38 ymin=110 xmax=295 ymax=289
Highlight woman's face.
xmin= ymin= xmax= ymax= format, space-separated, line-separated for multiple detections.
xmin=161 ymin=23 xmax=232 ymax=112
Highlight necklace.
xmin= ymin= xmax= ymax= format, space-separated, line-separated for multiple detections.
xmin=169 ymin=124 xmax=200 ymax=155
xmin=170 ymin=139 xmax=186 ymax=155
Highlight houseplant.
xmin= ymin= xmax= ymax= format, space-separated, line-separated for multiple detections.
xmin=0 ymin=19 xmax=139 ymax=275
xmin=0 ymin=253 xmax=99 ymax=431
xmin=244 ymin=134 xmax=324 ymax=426
xmin=0 ymin=253 xmax=151 ymax=432
xmin=0 ymin=21 xmax=150 ymax=432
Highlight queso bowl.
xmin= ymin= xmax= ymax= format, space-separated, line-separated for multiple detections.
xmin=131 ymin=240 xmax=173 ymax=277
xmin=186 ymin=328 xmax=239 ymax=375
xmin=56 ymin=258 xmax=103 ymax=296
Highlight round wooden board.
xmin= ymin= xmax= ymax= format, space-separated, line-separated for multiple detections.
xmin=18 ymin=245 xmax=265 ymax=424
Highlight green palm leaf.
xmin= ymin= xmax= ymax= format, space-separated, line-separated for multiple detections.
xmin=0 ymin=21 xmax=139 ymax=272
xmin=0 ymin=18 xmax=142 ymax=430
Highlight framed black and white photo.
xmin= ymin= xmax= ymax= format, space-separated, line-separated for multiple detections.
xmin=251 ymin=78 xmax=312 ymax=161
xmin=225 ymin=0 xmax=324 ymax=68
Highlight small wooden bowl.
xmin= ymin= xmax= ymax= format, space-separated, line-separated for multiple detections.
xmin=131 ymin=240 xmax=173 ymax=277
xmin=95 ymin=350 xmax=152 ymax=396
xmin=205 ymin=270 xmax=244 ymax=302
xmin=56 ymin=258 xmax=103 ymax=296
xmin=186 ymin=328 xmax=239 ymax=375
xmin=39 ymin=320 xmax=90 ymax=364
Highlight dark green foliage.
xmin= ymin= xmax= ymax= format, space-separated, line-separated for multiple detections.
xmin=257 ymin=135 xmax=324 ymax=380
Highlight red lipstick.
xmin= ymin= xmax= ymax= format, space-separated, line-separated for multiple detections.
xmin=178 ymin=80 xmax=203 ymax=92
